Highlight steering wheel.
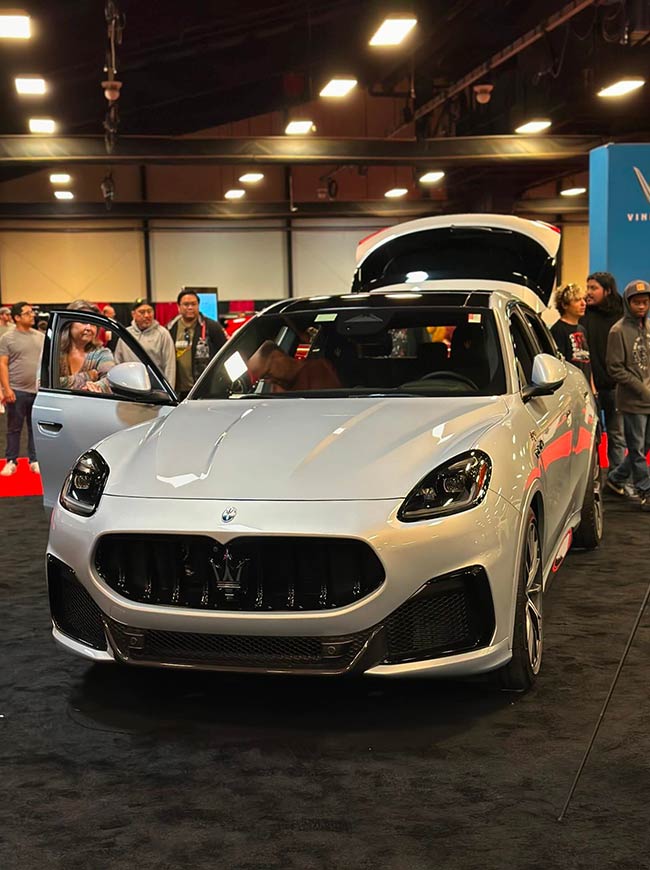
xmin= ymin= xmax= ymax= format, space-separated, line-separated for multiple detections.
xmin=419 ymin=371 xmax=479 ymax=390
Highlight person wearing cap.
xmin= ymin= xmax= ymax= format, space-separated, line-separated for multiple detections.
xmin=606 ymin=279 xmax=650 ymax=510
xmin=114 ymin=299 xmax=176 ymax=388
xmin=0 ymin=306 xmax=15 ymax=339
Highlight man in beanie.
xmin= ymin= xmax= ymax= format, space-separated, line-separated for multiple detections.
xmin=114 ymin=299 xmax=176 ymax=388
xmin=606 ymin=279 xmax=650 ymax=510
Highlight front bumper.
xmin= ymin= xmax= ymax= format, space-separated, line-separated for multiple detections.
xmin=47 ymin=490 xmax=521 ymax=677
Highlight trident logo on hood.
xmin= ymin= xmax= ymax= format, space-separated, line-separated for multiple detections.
xmin=633 ymin=166 xmax=650 ymax=204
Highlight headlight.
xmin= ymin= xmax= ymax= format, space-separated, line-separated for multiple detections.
xmin=59 ymin=450 xmax=110 ymax=516
xmin=397 ymin=451 xmax=491 ymax=522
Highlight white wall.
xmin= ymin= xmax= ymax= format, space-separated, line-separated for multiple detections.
xmin=0 ymin=218 xmax=592 ymax=305
xmin=0 ymin=221 xmax=145 ymax=304
xmin=559 ymin=223 xmax=590 ymax=288
xmin=291 ymin=218 xmax=393 ymax=296
xmin=149 ymin=221 xmax=287 ymax=301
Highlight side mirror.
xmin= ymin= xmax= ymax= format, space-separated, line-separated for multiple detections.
xmin=107 ymin=362 xmax=152 ymax=398
xmin=522 ymin=353 xmax=567 ymax=402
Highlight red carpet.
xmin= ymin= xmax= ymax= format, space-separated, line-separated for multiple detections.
xmin=0 ymin=458 xmax=43 ymax=497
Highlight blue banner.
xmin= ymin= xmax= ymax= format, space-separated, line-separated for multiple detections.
xmin=589 ymin=144 xmax=650 ymax=289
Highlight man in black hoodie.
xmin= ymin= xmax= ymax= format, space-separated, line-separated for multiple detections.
xmin=583 ymin=272 xmax=627 ymax=479
xmin=606 ymin=279 xmax=650 ymax=511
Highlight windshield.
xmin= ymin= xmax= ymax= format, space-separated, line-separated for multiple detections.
xmin=193 ymin=303 xmax=506 ymax=400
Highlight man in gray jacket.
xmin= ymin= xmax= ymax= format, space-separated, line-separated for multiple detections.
xmin=114 ymin=298 xmax=176 ymax=388
xmin=606 ymin=279 xmax=650 ymax=510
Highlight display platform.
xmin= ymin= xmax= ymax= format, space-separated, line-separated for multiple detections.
xmin=0 ymin=458 xmax=43 ymax=498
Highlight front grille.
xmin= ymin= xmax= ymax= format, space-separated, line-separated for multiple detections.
xmin=106 ymin=618 xmax=374 ymax=672
xmin=47 ymin=556 xmax=107 ymax=650
xmin=95 ymin=534 xmax=385 ymax=612
xmin=383 ymin=567 xmax=495 ymax=664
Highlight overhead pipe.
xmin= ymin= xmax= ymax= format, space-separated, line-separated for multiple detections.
xmin=390 ymin=0 xmax=599 ymax=136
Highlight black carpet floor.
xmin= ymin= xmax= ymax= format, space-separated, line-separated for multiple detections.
xmin=1 ymin=415 xmax=649 ymax=869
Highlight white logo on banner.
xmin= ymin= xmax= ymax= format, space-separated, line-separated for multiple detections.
xmin=627 ymin=166 xmax=650 ymax=221
xmin=633 ymin=166 xmax=650 ymax=204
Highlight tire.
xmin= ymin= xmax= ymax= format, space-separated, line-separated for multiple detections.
xmin=572 ymin=447 xmax=603 ymax=550
xmin=498 ymin=508 xmax=543 ymax=692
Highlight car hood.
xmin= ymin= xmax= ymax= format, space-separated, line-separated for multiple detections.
xmin=101 ymin=396 xmax=508 ymax=501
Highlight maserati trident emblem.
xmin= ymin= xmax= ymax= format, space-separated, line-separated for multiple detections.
xmin=633 ymin=166 xmax=650 ymax=204
xmin=210 ymin=548 xmax=248 ymax=601
xmin=222 ymin=506 xmax=237 ymax=523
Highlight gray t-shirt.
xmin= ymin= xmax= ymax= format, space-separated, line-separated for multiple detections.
xmin=0 ymin=328 xmax=45 ymax=393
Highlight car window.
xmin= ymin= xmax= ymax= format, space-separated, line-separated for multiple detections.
xmin=46 ymin=312 xmax=170 ymax=400
xmin=520 ymin=307 xmax=558 ymax=356
xmin=193 ymin=305 xmax=507 ymax=399
xmin=509 ymin=310 xmax=538 ymax=386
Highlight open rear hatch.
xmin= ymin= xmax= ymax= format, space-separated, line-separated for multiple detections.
xmin=353 ymin=214 xmax=560 ymax=306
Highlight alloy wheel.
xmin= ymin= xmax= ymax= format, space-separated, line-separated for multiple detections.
xmin=593 ymin=452 xmax=604 ymax=539
xmin=524 ymin=519 xmax=543 ymax=674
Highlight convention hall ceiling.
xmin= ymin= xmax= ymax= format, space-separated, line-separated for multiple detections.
xmin=0 ymin=0 xmax=648 ymax=215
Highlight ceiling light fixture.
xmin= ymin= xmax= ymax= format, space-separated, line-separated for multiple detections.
xmin=0 ymin=12 xmax=30 ymax=38
xmin=54 ymin=191 xmax=74 ymax=200
xmin=369 ymin=17 xmax=417 ymax=46
xmin=385 ymin=188 xmax=408 ymax=198
xmin=238 ymin=173 xmax=264 ymax=183
xmin=560 ymin=186 xmax=587 ymax=197
xmin=15 ymin=76 xmax=46 ymax=95
xmin=597 ymin=78 xmax=645 ymax=98
xmin=224 ymin=189 xmax=245 ymax=200
xmin=29 ymin=118 xmax=56 ymax=133
xmin=514 ymin=119 xmax=551 ymax=134
xmin=50 ymin=173 xmax=72 ymax=184
xmin=319 ymin=78 xmax=358 ymax=98
xmin=285 ymin=120 xmax=315 ymax=135
xmin=419 ymin=171 xmax=445 ymax=183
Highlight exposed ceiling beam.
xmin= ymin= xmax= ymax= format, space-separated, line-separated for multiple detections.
xmin=0 ymin=201 xmax=443 ymax=220
xmin=0 ymin=135 xmax=602 ymax=167
xmin=515 ymin=196 xmax=588 ymax=213
xmin=0 ymin=198 xmax=587 ymax=221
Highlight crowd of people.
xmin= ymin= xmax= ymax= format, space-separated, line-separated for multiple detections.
xmin=550 ymin=273 xmax=650 ymax=511
xmin=0 ymin=289 xmax=227 ymax=476
xmin=2 ymin=275 xmax=650 ymax=506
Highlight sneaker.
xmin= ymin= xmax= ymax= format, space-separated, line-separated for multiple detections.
xmin=605 ymin=478 xmax=626 ymax=497
xmin=0 ymin=460 xmax=17 ymax=477
xmin=624 ymin=484 xmax=641 ymax=501
xmin=29 ymin=461 xmax=40 ymax=474
xmin=640 ymin=495 xmax=650 ymax=512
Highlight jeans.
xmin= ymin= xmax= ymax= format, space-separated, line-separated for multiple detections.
xmin=598 ymin=387 xmax=628 ymax=473
xmin=5 ymin=389 xmax=36 ymax=463
xmin=609 ymin=413 xmax=650 ymax=495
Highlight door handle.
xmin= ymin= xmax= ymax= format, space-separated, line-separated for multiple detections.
xmin=38 ymin=421 xmax=62 ymax=434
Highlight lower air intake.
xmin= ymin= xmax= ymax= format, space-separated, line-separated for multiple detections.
xmin=105 ymin=618 xmax=373 ymax=673
xmin=47 ymin=556 xmax=107 ymax=651
xmin=383 ymin=567 xmax=495 ymax=663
